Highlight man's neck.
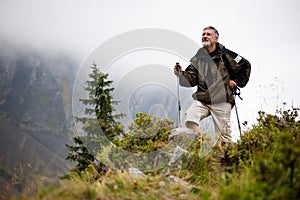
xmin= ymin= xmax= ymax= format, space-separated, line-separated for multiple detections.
xmin=205 ymin=44 xmax=217 ymax=53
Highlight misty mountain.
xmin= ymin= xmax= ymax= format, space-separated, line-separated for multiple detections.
xmin=0 ymin=43 xmax=78 ymax=197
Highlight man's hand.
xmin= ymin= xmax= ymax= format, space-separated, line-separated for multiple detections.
xmin=174 ymin=63 xmax=183 ymax=75
xmin=229 ymin=80 xmax=237 ymax=88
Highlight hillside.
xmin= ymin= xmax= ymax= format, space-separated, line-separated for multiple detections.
xmin=0 ymin=43 xmax=77 ymax=198
xmin=19 ymin=107 xmax=300 ymax=200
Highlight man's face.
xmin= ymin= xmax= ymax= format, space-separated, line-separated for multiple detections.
xmin=202 ymin=29 xmax=218 ymax=47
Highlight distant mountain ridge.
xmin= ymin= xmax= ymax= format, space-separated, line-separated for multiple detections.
xmin=0 ymin=43 xmax=78 ymax=198
xmin=0 ymin=45 xmax=76 ymax=135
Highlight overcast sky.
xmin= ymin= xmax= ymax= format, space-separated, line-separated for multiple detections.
xmin=1 ymin=0 xmax=299 ymax=137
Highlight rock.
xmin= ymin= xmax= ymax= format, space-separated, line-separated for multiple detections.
xmin=169 ymin=127 xmax=197 ymax=150
xmin=168 ymin=146 xmax=188 ymax=165
xmin=128 ymin=167 xmax=145 ymax=178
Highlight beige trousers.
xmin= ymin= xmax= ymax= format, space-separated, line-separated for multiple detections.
xmin=185 ymin=100 xmax=232 ymax=142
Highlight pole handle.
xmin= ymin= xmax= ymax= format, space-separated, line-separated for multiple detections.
xmin=175 ymin=62 xmax=180 ymax=72
xmin=233 ymin=87 xmax=243 ymax=100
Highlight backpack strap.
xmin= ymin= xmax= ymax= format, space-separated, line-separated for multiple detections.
xmin=219 ymin=46 xmax=237 ymax=78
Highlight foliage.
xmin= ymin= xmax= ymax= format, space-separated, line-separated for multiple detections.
xmin=64 ymin=62 xmax=124 ymax=179
xmin=162 ymin=106 xmax=300 ymax=199
xmin=219 ymin=106 xmax=300 ymax=199
xmin=93 ymin=65 xmax=124 ymax=141
xmin=65 ymin=136 xmax=94 ymax=172
xmin=17 ymin=104 xmax=300 ymax=200
xmin=96 ymin=112 xmax=175 ymax=173
xmin=114 ymin=112 xmax=174 ymax=153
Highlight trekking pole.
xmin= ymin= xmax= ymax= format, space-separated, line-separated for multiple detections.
xmin=233 ymin=87 xmax=243 ymax=137
xmin=176 ymin=62 xmax=182 ymax=127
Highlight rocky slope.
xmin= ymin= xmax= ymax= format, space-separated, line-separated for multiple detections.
xmin=0 ymin=43 xmax=78 ymax=198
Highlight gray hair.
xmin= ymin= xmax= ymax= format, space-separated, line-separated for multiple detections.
xmin=203 ymin=26 xmax=219 ymax=38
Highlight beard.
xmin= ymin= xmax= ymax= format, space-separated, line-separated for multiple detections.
xmin=202 ymin=41 xmax=211 ymax=47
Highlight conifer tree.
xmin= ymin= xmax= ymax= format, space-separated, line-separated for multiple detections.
xmin=65 ymin=62 xmax=124 ymax=173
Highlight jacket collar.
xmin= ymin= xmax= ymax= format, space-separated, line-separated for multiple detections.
xmin=209 ymin=43 xmax=224 ymax=58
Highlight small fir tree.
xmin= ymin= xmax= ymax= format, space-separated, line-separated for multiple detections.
xmin=65 ymin=62 xmax=124 ymax=175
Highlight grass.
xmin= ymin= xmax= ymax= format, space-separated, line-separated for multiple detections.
xmin=18 ymin=171 xmax=201 ymax=200
xmin=11 ymin=107 xmax=300 ymax=200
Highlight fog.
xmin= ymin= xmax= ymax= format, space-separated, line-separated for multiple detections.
xmin=1 ymin=0 xmax=300 ymax=138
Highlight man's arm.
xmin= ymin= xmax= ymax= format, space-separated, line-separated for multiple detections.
xmin=224 ymin=48 xmax=251 ymax=88
xmin=174 ymin=63 xmax=199 ymax=87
